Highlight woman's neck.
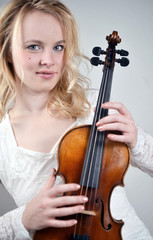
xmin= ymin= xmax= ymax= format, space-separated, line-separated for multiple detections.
xmin=10 ymin=87 xmax=51 ymax=117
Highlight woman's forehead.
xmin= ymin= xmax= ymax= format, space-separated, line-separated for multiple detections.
xmin=16 ymin=10 xmax=64 ymax=43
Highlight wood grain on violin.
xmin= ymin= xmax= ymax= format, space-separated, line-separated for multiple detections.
xmin=33 ymin=31 xmax=130 ymax=240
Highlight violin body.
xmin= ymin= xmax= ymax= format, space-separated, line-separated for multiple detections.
xmin=34 ymin=125 xmax=130 ymax=240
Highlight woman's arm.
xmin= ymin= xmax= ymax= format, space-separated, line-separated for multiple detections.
xmin=0 ymin=205 xmax=32 ymax=240
xmin=130 ymin=127 xmax=153 ymax=177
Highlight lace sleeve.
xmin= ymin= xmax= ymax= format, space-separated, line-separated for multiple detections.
xmin=0 ymin=205 xmax=33 ymax=240
xmin=130 ymin=127 xmax=153 ymax=177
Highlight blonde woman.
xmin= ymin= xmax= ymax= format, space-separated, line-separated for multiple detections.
xmin=0 ymin=0 xmax=152 ymax=239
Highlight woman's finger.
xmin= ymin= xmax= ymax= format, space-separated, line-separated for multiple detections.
xmin=48 ymin=183 xmax=81 ymax=197
xmin=49 ymin=195 xmax=88 ymax=208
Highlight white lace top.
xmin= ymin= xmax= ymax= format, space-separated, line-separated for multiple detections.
xmin=0 ymin=89 xmax=153 ymax=240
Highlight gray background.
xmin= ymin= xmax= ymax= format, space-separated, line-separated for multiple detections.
xmin=0 ymin=0 xmax=153 ymax=236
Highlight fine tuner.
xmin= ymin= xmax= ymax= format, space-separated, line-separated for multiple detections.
xmin=90 ymin=46 xmax=129 ymax=67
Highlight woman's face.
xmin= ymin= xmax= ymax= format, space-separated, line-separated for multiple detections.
xmin=11 ymin=10 xmax=65 ymax=94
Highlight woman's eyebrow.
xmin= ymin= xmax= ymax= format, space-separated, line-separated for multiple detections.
xmin=24 ymin=40 xmax=43 ymax=44
xmin=24 ymin=40 xmax=66 ymax=45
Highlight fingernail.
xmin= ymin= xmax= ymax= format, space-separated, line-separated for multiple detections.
xmin=98 ymin=126 xmax=103 ymax=130
xmin=96 ymin=121 xmax=100 ymax=126
xmin=73 ymin=220 xmax=77 ymax=224
xmin=83 ymin=197 xmax=88 ymax=202
xmin=103 ymin=103 xmax=108 ymax=107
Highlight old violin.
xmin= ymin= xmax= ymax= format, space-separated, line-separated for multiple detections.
xmin=33 ymin=31 xmax=130 ymax=240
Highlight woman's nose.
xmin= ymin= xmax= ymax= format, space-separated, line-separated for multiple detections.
xmin=40 ymin=51 xmax=54 ymax=67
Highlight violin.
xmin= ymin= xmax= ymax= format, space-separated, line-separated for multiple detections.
xmin=33 ymin=31 xmax=130 ymax=240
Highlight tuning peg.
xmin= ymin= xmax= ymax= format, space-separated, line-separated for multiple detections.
xmin=90 ymin=57 xmax=104 ymax=66
xmin=116 ymin=49 xmax=129 ymax=56
xmin=115 ymin=57 xmax=129 ymax=67
xmin=92 ymin=47 xmax=106 ymax=56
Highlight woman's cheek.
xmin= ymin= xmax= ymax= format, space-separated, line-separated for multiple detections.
xmin=23 ymin=53 xmax=38 ymax=68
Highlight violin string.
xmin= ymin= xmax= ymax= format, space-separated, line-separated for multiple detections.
xmin=74 ymin=67 xmax=109 ymax=238
xmin=78 ymin=69 xmax=106 ymax=195
xmin=72 ymin=85 xmax=101 ymax=238
xmin=74 ymin=116 xmax=99 ymax=236
xmin=92 ymin=67 xmax=111 ymax=219
xmin=81 ymin=69 xmax=108 ymax=238
xmin=83 ymin=68 xmax=109 ymax=236
xmin=83 ymin=67 xmax=109 ymax=191
xmin=85 ymin=67 xmax=112 ymax=235
xmin=83 ymin=67 xmax=108 ymax=194
xmin=88 ymin=67 xmax=109 ymax=218
xmin=72 ymin=118 xmax=103 ymax=237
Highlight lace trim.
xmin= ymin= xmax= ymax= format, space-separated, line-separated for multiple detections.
xmin=131 ymin=127 xmax=153 ymax=177
xmin=0 ymin=205 xmax=33 ymax=240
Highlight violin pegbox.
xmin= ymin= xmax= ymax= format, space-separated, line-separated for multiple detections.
xmin=90 ymin=31 xmax=129 ymax=68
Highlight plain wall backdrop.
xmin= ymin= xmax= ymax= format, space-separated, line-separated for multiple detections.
xmin=0 ymin=0 xmax=153 ymax=236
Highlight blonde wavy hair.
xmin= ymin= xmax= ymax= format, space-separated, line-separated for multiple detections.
xmin=0 ymin=0 xmax=91 ymax=121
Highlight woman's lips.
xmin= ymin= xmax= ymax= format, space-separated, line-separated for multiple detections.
xmin=36 ymin=70 xmax=56 ymax=79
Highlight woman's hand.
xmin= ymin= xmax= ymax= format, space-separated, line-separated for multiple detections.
xmin=96 ymin=102 xmax=138 ymax=148
xmin=22 ymin=168 xmax=88 ymax=231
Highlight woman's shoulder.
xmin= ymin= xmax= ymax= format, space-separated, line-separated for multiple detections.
xmin=0 ymin=114 xmax=9 ymax=168
xmin=0 ymin=114 xmax=8 ymax=134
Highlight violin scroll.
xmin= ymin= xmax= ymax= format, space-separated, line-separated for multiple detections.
xmin=106 ymin=31 xmax=121 ymax=45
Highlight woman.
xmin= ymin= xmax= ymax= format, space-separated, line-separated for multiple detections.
xmin=0 ymin=0 xmax=152 ymax=239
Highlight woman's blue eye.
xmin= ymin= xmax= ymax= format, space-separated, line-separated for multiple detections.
xmin=27 ymin=45 xmax=41 ymax=51
xmin=54 ymin=45 xmax=64 ymax=51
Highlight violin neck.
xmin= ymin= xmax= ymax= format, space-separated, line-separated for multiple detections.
xmin=94 ymin=67 xmax=114 ymax=124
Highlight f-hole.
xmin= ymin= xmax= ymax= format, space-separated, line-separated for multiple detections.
xmin=96 ymin=198 xmax=112 ymax=231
